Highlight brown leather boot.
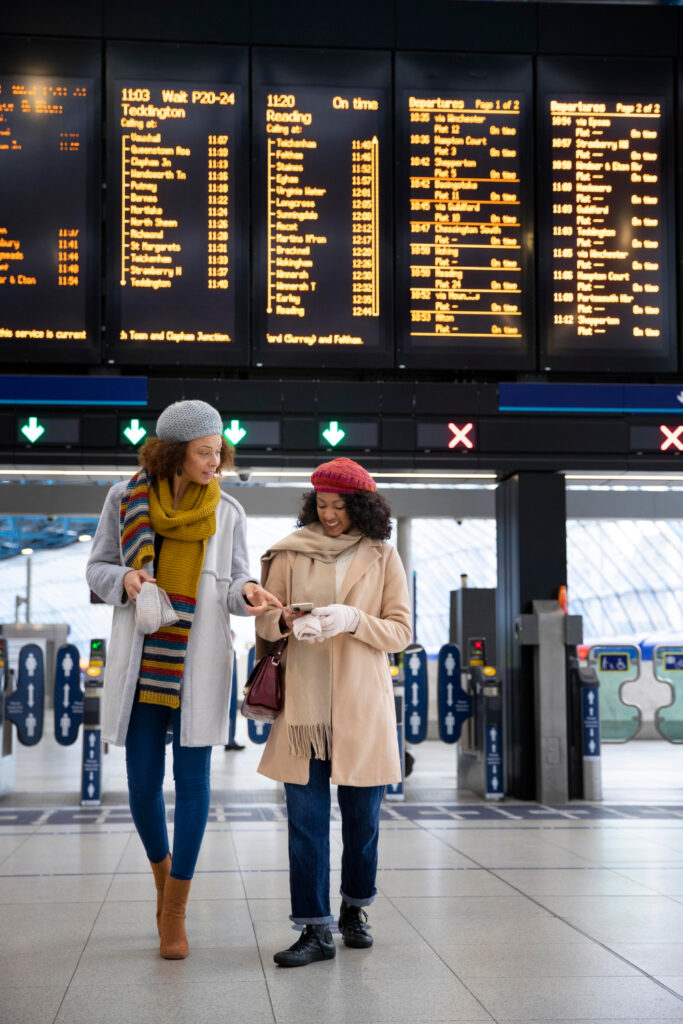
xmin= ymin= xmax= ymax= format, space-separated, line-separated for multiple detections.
xmin=159 ymin=876 xmax=191 ymax=959
xmin=150 ymin=853 xmax=171 ymax=936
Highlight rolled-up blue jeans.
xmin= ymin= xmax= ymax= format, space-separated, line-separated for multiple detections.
xmin=284 ymin=756 xmax=384 ymax=925
xmin=125 ymin=700 xmax=212 ymax=880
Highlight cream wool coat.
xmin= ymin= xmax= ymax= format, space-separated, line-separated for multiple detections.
xmin=256 ymin=536 xmax=412 ymax=786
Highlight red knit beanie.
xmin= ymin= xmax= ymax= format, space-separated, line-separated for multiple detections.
xmin=311 ymin=457 xmax=376 ymax=494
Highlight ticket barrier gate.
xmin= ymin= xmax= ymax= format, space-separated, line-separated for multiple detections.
xmin=652 ymin=646 xmax=683 ymax=742
xmin=457 ymin=639 xmax=504 ymax=799
xmin=587 ymin=645 xmax=641 ymax=742
xmin=0 ymin=638 xmax=14 ymax=795
xmin=567 ymin=655 xmax=602 ymax=801
xmin=516 ymin=601 xmax=586 ymax=805
xmin=81 ymin=639 xmax=106 ymax=805
xmin=386 ymin=652 xmax=405 ymax=801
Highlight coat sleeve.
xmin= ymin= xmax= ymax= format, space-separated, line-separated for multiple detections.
xmin=85 ymin=485 xmax=134 ymax=607
xmin=255 ymin=550 xmax=291 ymax=644
xmin=351 ymin=545 xmax=413 ymax=654
xmin=226 ymin=500 xmax=259 ymax=616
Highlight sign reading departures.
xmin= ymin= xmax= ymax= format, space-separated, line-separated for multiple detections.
xmin=0 ymin=43 xmax=679 ymax=372
xmin=395 ymin=53 xmax=534 ymax=370
xmin=538 ymin=57 xmax=675 ymax=372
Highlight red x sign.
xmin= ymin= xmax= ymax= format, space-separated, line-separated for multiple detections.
xmin=448 ymin=422 xmax=474 ymax=450
xmin=660 ymin=425 xmax=683 ymax=451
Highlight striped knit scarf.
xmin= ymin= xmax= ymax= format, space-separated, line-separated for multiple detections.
xmin=120 ymin=468 xmax=219 ymax=709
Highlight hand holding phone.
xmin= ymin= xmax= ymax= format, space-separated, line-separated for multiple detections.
xmin=290 ymin=602 xmax=314 ymax=615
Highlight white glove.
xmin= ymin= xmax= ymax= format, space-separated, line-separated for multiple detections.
xmin=293 ymin=614 xmax=323 ymax=643
xmin=135 ymin=581 xmax=178 ymax=634
xmin=312 ymin=604 xmax=360 ymax=638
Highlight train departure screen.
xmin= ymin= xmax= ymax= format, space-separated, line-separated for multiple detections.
xmin=538 ymin=58 xmax=675 ymax=372
xmin=396 ymin=54 xmax=534 ymax=370
xmin=0 ymin=68 xmax=98 ymax=360
xmin=106 ymin=44 xmax=248 ymax=365
xmin=252 ymin=50 xmax=393 ymax=367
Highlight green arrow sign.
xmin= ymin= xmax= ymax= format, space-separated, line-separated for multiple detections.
xmin=20 ymin=416 xmax=45 ymax=444
xmin=224 ymin=419 xmax=247 ymax=445
xmin=322 ymin=420 xmax=346 ymax=447
xmin=123 ymin=418 xmax=147 ymax=445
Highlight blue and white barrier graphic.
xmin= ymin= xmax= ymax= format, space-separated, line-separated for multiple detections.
xmin=437 ymin=643 xmax=472 ymax=743
xmin=404 ymin=643 xmax=428 ymax=744
xmin=54 ymin=644 xmax=84 ymax=746
xmin=5 ymin=644 xmax=44 ymax=745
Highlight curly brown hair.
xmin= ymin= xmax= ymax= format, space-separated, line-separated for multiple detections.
xmin=137 ymin=436 xmax=234 ymax=479
xmin=297 ymin=489 xmax=392 ymax=541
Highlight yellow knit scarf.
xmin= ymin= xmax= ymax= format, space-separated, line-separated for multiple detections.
xmin=137 ymin=476 xmax=219 ymax=708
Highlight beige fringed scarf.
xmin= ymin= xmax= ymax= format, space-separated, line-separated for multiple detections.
xmin=260 ymin=523 xmax=362 ymax=760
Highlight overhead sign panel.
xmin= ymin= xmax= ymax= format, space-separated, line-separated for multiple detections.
xmin=0 ymin=39 xmax=100 ymax=363
xmin=538 ymin=57 xmax=675 ymax=372
xmin=106 ymin=43 xmax=249 ymax=365
xmin=252 ymin=49 xmax=393 ymax=367
xmin=395 ymin=53 xmax=534 ymax=370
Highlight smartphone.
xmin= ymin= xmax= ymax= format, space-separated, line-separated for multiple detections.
xmin=291 ymin=602 xmax=314 ymax=614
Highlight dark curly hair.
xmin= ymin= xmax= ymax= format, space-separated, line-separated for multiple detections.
xmin=137 ymin=436 xmax=234 ymax=479
xmin=297 ymin=489 xmax=392 ymax=541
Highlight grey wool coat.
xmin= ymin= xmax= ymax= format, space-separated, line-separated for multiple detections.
xmin=85 ymin=481 xmax=257 ymax=747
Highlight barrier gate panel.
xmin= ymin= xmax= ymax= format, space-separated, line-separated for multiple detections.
xmin=653 ymin=645 xmax=683 ymax=743
xmin=588 ymin=645 xmax=641 ymax=742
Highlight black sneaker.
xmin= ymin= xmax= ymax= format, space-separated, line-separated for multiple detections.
xmin=273 ymin=924 xmax=336 ymax=967
xmin=338 ymin=900 xmax=373 ymax=948
xmin=224 ymin=742 xmax=245 ymax=751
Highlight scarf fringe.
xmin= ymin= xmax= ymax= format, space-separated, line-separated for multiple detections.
xmin=287 ymin=723 xmax=332 ymax=760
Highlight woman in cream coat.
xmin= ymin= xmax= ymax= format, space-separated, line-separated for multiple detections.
xmin=255 ymin=457 xmax=412 ymax=968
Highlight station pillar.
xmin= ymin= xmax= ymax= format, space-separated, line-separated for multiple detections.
xmin=495 ymin=472 xmax=567 ymax=800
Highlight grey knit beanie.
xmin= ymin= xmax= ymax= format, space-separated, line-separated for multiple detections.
xmin=156 ymin=400 xmax=223 ymax=442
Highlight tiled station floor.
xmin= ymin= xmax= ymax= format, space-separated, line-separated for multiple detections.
xmin=2 ymin=726 xmax=683 ymax=1024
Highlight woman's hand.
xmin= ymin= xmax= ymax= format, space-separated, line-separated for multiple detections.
xmin=123 ymin=568 xmax=156 ymax=603
xmin=313 ymin=604 xmax=360 ymax=637
xmin=242 ymin=583 xmax=283 ymax=617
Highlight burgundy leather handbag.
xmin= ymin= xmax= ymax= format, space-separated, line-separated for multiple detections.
xmin=241 ymin=637 xmax=286 ymax=722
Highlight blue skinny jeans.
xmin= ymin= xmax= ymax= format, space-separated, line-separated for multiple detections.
xmin=125 ymin=701 xmax=212 ymax=880
xmin=284 ymin=756 xmax=385 ymax=925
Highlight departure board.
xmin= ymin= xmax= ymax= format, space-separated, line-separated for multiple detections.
xmin=538 ymin=58 xmax=675 ymax=372
xmin=0 ymin=40 xmax=100 ymax=363
xmin=252 ymin=50 xmax=393 ymax=367
xmin=106 ymin=44 xmax=249 ymax=365
xmin=395 ymin=54 xmax=534 ymax=370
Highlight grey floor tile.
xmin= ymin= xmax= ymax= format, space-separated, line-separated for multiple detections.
xmin=437 ymin=940 xmax=640 ymax=979
xmin=493 ymin=866 xmax=659 ymax=897
xmin=376 ymin=867 xmax=514 ymax=898
xmin=265 ymin=970 xmax=492 ymax=1023
xmin=57 ymin=980 xmax=275 ymax=1024
xmin=0 ymin=901 xmax=100 ymax=952
xmin=615 ymin=867 xmax=683 ymax=895
xmin=240 ymin=868 xmax=291 ymax=899
xmin=0 ymin=986 xmax=67 ymax=1024
xmin=611 ymin=942 xmax=683 ymax=975
xmin=465 ymin=975 xmax=683 ymax=1020
xmin=533 ymin=894 xmax=683 ymax=944
xmin=0 ymin=831 xmax=130 ymax=875
xmin=0 ymin=872 xmax=112 ymax=902
xmin=0 ymin=944 xmax=84 ymax=988
xmin=73 ymin=942 xmax=264 ymax=986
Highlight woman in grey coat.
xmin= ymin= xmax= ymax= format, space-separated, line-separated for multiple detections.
xmin=86 ymin=400 xmax=280 ymax=959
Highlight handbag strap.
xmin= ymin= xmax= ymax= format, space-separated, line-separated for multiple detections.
xmin=270 ymin=636 xmax=288 ymax=665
